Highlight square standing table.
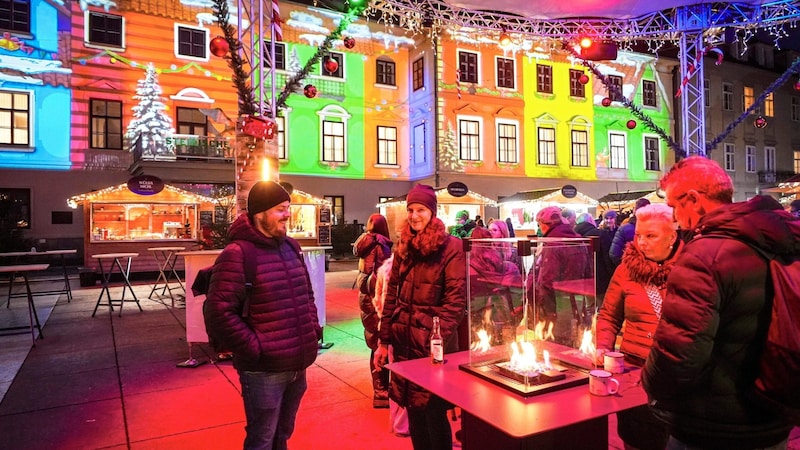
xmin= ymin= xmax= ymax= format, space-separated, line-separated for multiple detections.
xmin=1 ymin=249 xmax=77 ymax=305
xmin=147 ymin=246 xmax=186 ymax=306
xmin=91 ymin=253 xmax=142 ymax=317
xmin=0 ymin=264 xmax=49 ymax=345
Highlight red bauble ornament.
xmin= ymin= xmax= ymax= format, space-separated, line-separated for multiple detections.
xmin=626 ymin=120 xmax=637 ymax=129
xmin=578 ymin=74 xmax=590 ymax=85
xmin=343 ymin=36 xmax=356 ymax=49
xmin=304 ymin=84 xmax=317 ymax=98
xmin=794 ymin=80 xmax=800 ymax=92
xmin=323 ymin=58 xmax=339 ymax=74
xmin=241 ymin=115 xmax=277 ymax=140
xmin=754 ymin=115 xmax=767 ymax=129
xmin=601 ymin=97 xmax=612 ymax=107
xmin=209 ymin=36 xmax=229 ymax=58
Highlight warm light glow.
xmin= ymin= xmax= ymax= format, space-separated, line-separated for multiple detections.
xmin=508 ymin=341 xmax=553 ymax=373
xmin=472 ymin=329 xmax=492 ymax=353
xmin=579 ymin=37 xmax=594 ymax=48
xmin=499 ymin=31 xmax=512 ymax=46
xmin=534 ymin=321 xmax=555 ymax=341
xmin=578 ymin=329 xmax=595 ymax=356
xmin=262 ymin=158 xmax=272 ymax=181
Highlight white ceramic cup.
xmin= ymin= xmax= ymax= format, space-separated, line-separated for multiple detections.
xmin=603 ymin=351 xmax=625 ymax=374
xmin=589 ymin=369 xmax=620 ymax=396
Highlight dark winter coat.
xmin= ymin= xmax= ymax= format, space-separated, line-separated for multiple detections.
xmin=353 ymin=231 xmax=393 ymax=349
xmin=643 ymin=195 xmax=798 ymax=449
xmin=596 ymin=240 xmax=683 ymax=361
xmin=204 ymin=214 xmax=322 ymax=373
xmin=379 ymin=217 xmax=466 ymax=410
xmin=576 ymin=223 xmax=616 ymax=300
xmin=609 ymin=218 xmax=636 ymax=266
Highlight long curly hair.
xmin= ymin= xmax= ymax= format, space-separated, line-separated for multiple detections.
xmin=396 ymin=216 xmax=449 ymax=260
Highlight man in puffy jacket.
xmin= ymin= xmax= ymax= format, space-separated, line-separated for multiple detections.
xmin=205 ymin=181 xmax=321 ymax=450
xmin=642 ymin=156 xmax=797 ymax=450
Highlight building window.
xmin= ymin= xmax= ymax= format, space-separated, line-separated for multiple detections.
xmin=458 ymin=51 xmax=479 ymax=84
xmin=722 ymin=83 xmax=734 ymax=111
xmin=537 ymin=127 xmax=556 ymax=165
xmin=743 ymin=85 xmax=754 ymax=112
xmin=609 ymin=132 xmax=627 ymax=169
xmin=262 ymin=41 xmax=286 ymax=70
xmin=0 ymin=188 xmax=30 ymax=229
xmin=571 ymin=129 xmax=589 ymax=167
xmin=320 ymin=52 xmax=344 ymax=78
xmin=765 ymin=146 xmax=775 ymax=172
xmin=322 ymin=120 xmax=346 ymax=162
xmin=644 ymin=136 xmax=660 ymax=171
xmin=496 ymin=57 xmax=515 ymax=89
xmin=376 ymin=57 xmax=396 ymax=86
xmin=458 ymin=119 xmax=480 ymax=161
xmin=724 ymin=143 xmax=735 ymax=171
xmin=569 ymin=70 xmax=585 ymax=98
xmin=745 ymin=145 xmax=756 ymax=173
xmin=765 ymin=92 xmax=774 ymax=117
xmin=86 ymin=11 xmax=124 ymax=48
xmin=276 ymin=116 xmax=286 ymax=160
xmin=90 ymin=99 xmax=122 ymax=149
xmin=176 ymin=25 xmax=207 ymax=59
xmin=0 ymin=90 xmax=29 ymax=146
xmin=794 ymin=150 xmax=800 ymax=174
xmin=0 ymin=0 xmax=30 ymax=33
xmin=536 ymin=64 xmax=552 ymax=94
xmin=412 ymin=123 xmax=426 ymax=165
xmin=324 ymin=195 xmax=344 ymax=225
xmin=377 ymin=126 xmax=397 ymax=165
xmin=412 ymin=57 xmax=424 ymax=91
xmin=792 ymin=97 xmax=800 ymax=122
xmin=175 ymin=107 xmax=207 ymax=136
xmin=497 ymin=121 xmax=518 ymax=164
xmin=704 ymin=79 xmax=710 ymax=108
xmin=608 ymin=75 xmax=624 ymax=102
xmin=642 ymin=80 xmax=657 ymax=107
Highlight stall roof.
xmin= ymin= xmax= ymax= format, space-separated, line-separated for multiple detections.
xmin=762 ymin=174 xmax=800 ymax=195
xmin=379 ymin=187 xmax=497 ymax=207
xmin=597 ymin=190 xmax=665 ymax=211
xmin=67 ymin=183 xmax=214 ymax=208
xmin=498 ymin=188 xmax=598 ymax=206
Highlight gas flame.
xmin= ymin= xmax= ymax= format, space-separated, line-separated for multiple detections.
xmin=534 ymin=321 xmax=555 ymax=341
xmin=472 ymin=329 xmax=492 ymax=353
xmin=508 ymin=341 xmax=552 ymax=373
xmin=578 ymin=329 xmax=595 ymax=356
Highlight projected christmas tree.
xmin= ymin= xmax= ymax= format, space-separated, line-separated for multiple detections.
xmin=126 ymin=63 xmax=175 ymax=157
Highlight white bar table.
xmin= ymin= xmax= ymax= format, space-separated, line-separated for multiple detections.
xmin=91 ymin=253 xmax=141 ymax=317
xmin=0 ymin=264 xmax=49 ymax=345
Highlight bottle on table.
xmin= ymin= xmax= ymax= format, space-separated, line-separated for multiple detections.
xmin=430 ymin=316 xmax=444 ymax=364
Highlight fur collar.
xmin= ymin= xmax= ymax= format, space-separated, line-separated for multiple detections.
xmin=396 ymin=217 xmax=449 ymax=260
xmin=621 ymin=240 xmax=684 ymax=289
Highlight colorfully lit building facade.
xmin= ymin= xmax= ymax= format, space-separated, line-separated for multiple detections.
xmin=1 ymin=0 xmax=798 ymax=251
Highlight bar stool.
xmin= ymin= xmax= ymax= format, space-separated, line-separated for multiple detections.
xmin=147 ymin=246 xmax=186 ymax=307
xmin=91 ymin=253 xmax=142 ymax=317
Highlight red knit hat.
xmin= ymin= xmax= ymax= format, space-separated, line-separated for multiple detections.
xmin=406 ymin=184 xmax=437 ymax=216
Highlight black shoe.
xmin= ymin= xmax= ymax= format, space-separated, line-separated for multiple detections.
xmin=373 ymin=397 xmax=389 ymax=408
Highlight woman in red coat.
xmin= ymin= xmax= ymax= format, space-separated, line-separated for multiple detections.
xmin=595 ymin=203 xmax=684 ymax=450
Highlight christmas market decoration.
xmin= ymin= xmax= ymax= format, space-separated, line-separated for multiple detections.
xmin=125 ymin=63 xmax=175 ymax=157
xmin=754 ymin=115 xmax=768 ymax=129
xmin=578 ymin=73 xmax=590 ymax=85
xmin=209 ymin=36 xmax=229 ymax=58
xmin=601 ymin=97 xmax=612 ymax=107
xmin=323 ymin=57 xmax=339 ymax=74
xmin=626 ymin=119 xmax=637 ymax=129
xmin=343 ymin=36 xmax=356 ymax=49
xmin=304 ymin=84 xmax=318 ymax=98
xmin=794 ymin=80 xmax=800 ymax=92
xmin=212 ymin=0 xmax=256 ymax=116
xmin=241 ymin=115 xmax=277 ymax=139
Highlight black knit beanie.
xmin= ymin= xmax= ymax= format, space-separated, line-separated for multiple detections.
xmin=247 ymin=181 xmax=291 ymax=217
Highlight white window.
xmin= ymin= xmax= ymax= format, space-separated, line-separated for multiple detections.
xmin=745 ymin=145 xmax=756 ymax=173
xmin=609 ymin=132 xmax=627 ymax=169
xmin=175 ymin=24 xmax=208 ymax=60
xmin=537 ymin=127 xmax=556 ymax=165
xmin=764 ymin=146 xmax=776 ymax=172
xmin=85 ymin=11 xmax=125 ymax=49
xmin=317 ymin=105 xmax=350 ymax=163
xmin=0 ymin=89 xmax=31 ymax=146
xmin=743 ymin=86 xmax=754 ymax=112
xmin=724 ymin=143 xmax=735 ymax=171
xmin=496 ymin=119 xmax=519 ymax=164
xmin=457 ymin=116 xmax=482 ymax=161
xmin=376 ymin=125 xmax=397 ymax=165
xmin=644 ymin=136 xmax=660 ymax=171
xmin=792 ymin=97 xmax=800 ymax=122
xmin=765 ymin=93 xmax=774 ymax=117
xmin=571 ymin=130 xmax=589 ymax=167
xmin=794 ymin=150 xmax=800 ymax=174
xmin=276 ymin=116 xmax=287 ymax=160
xmin=722 ymin=83 xmax=733 ymax=111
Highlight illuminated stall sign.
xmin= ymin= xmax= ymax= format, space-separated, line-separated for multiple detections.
xmin=128 ymin=175 xmax=165 ymax=196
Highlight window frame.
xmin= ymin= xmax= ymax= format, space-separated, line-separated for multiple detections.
xmin=537 ymin=126 xmax=556 ymax=165
xmin=792 ymin=97 xmax=800 ymax=122
xmin=457 ymin=50 xmax=479 ymax=84
xmin=536 ymin=64 xmax=553 ymax=94
xmin=644 ymin=136 xmax=660 ymax=171
xmin=496 ymin=56 xmax=515 ymax=90
xmin=0 ymin=0 xmax=30 ymax=34
xmin=89 ymin=98 xmax=123 ymax=150
xmin=724 ymin=143 xmax=736 ymax=171
xmin=320 ymin=52 xmax=344 ymax=79
xmin=175 ymin=107 xmax=208 ymax=136
xmin=496 ymin=119 xmax=519 ymax=164
xmin=764 ymin=146 xmax=776 ymax=172
xmin=569 ymin=69 xmax=586 ymax=98
xmin=376 ymin=57 xmax=396 ymax=87
xmin=321 ymin=120 xmax=346 ymax=162
xmin=0 ymin=187 xmax=31 ymax=229
xmin=175 ymin=24 xmax=208 ymax=61
xmin=608 ymin=132 xmax=627 ymax=169
xmin=276 ymin=115 xmax=287 ymax=160
xmin=608 ymin=75 xmax=624 ymax=102
xmin=722 ymin=83 xmax=734 ymax=111
xmin=85 ymin=11 xmax=125 ymax=49
xmin=457 ymin=117 xmax=481 ymax=161
xmin=412 ymin=57 xmax=424 ymax=91
xmin=376 ymin=125 xmax=398 ymax=165
xmin=0 ymin=89 xmax=31 ymax=147
xmin=570 ymin=129 xmax=589 ymax=167
xmin=642 ymin=80 xmax=657 ymax=107
xmin=262 ymin=40 xmax=286 ymax=71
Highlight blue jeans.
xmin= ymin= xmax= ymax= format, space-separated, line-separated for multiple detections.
xmin=666 ymin=436 xmax=788 ymax=450
xmin=238 ymin=369 xmax=307 ymax=450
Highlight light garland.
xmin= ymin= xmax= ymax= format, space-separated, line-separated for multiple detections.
xmin=67 ymin=183 xmax=214 ymax=208
xmin=73 ymin=49 xmax=232 ymax=81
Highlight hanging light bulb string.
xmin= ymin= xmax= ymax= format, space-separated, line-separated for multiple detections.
xmin=706 ymin=56 xmax=800 ymax=154
xmin=565 ymin=42 xmax=684 ymax=157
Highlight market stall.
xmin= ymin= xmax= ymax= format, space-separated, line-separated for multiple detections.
xmin=68 ymin=182 xmax=214 ymax=273
xmin=498 ymin=187 xmax=598 ymax=236
xmin=596 ymin=189 xmax=665 ymax=217
xmin=378 ymin=186 xmax=497 ymax=237
xmin=285 ymin=188 xmax=333 ymax=247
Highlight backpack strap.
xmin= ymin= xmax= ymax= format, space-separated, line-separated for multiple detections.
xmin=232 ymin=240 xmax=258 ymax=318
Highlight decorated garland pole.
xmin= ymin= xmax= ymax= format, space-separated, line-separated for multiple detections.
xmin=275 ymin=3 xmax=368 ymax=110
xmin=563 ymin=42 xmax=685 ymax=157
xmin=706 ymin=57 xmax=800 ymax=154
xmin=212 ymin=0 xmax=256 ymax=116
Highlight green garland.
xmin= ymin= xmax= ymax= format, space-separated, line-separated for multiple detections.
xmin=212 ymin=0 xmax=256 ymax=116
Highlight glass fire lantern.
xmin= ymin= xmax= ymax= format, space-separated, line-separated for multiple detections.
xmin=460 ymin=236 xmax=598 ymax=397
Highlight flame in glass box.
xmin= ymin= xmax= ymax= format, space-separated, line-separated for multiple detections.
xmin=508 ymin=341 xmax=553 ymax=373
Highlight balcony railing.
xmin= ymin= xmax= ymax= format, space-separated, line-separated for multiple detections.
xmin=130 ymin=134 xmax=234 ymax=162
xmin=758 ymin=170 xmax=797 ymax=184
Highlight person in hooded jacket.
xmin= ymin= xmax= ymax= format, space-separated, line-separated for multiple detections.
xmin=642 ymin=156 xmax=798 ymax=450
xmin=352 ymin=213 xmax=394 ymax=408
xmin=373 ymin=184 xmax=466 ymax=450
xmin=204 ymin=181 xmax=321 ymax=450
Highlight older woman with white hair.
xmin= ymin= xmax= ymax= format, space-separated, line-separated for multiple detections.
xmin=595 ymin=203 xmax=684 ymax=450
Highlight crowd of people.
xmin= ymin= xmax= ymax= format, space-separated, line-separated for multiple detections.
xmin=201 ymin=155 xmax=799 ymax=450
